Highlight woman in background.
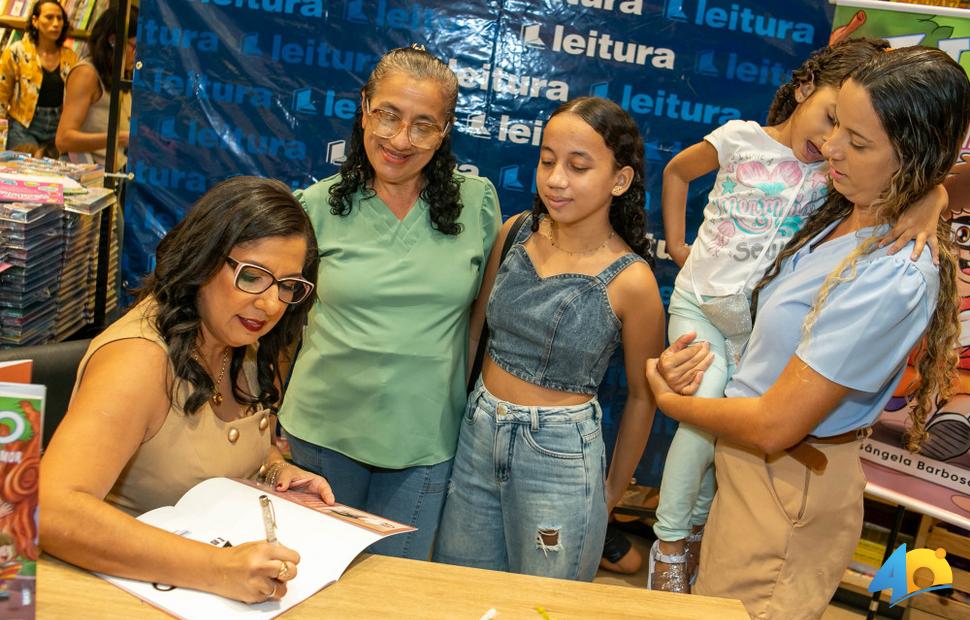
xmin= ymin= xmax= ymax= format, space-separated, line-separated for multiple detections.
xmin=55 ymin=5 xmax=136 ymax=166
xmin=0 ymin=0 xmax=77 ymax=157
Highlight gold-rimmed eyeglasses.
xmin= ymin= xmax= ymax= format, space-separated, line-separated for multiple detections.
xmin=364 ymin=99 xmax=450 ymax=150
xmin=225 ymin=257 xmax=314 ymax=305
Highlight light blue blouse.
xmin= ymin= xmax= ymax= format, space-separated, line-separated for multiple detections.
xmin=725 ymin=221 xmax=939 ymax=437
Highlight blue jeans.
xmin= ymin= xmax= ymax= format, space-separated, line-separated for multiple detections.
xmin=284 ymin=429 xmax=452 ymax=560
xmin=654 ymin=286 xmax=736 ymax=542
xmin=433 ymin=381 xmax=608 ymax=581
xmin=6 ymin=106 xmax=60 ymax=149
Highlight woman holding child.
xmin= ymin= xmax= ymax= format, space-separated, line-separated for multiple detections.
xmin=648 ymin=47 xmax=969 ymax=618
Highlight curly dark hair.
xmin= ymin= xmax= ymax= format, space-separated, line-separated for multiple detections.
xmin=530 ymin=96 xmax=649 ymax=258
xmin=137 ymin=176 xmax=320 ymax=415
xmin=329 ymin=46 xmax=464 ymax=235
xmin=87 ymin=5 xmax=138 ymax=91
xmin=766 ymin=36 xmax=889 ymax=126
xmin=27 ymin=0 xmax=69 ymax=47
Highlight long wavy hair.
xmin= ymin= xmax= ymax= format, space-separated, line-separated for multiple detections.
xmin=87 ymin=5 xmax=138 ymax=91
xmin=531 ymin=96 xmax=649 ymax=258
xmin=753 ymin=47 xmax=970 ymax=450
xmin=137 ymin=177 xmax=320 ymax=415
xmin=329 ymin=46 xmax=464 ymax=235
xmin=27 ymin=0 xmax=69 ymax=47
xmin=766 ymin=37 xmax=889 ymax=126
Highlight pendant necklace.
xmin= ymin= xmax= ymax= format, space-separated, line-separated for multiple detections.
xmin=197 ymin=347 xmax=230 ymax=406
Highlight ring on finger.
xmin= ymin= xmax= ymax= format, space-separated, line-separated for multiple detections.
xmin=276 ymin=560 xmax=289 ymax=581
xmin=266 ymin=582 xmax=278 ymax=601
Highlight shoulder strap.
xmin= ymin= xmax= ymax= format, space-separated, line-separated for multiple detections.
xmin=467 ymin=211 xmax=529 ymax=393
xmin=505 ymin=212 xmax=529 ymax=253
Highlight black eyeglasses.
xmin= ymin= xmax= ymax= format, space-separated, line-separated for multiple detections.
xmin=225 ymin=257 xmax=315 ymax=305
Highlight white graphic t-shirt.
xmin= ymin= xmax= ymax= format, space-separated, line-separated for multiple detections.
xmin=676 ymin=119 xmax=828 ymax=297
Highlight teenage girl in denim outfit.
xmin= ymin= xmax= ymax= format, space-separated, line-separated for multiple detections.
xmin=433 ymin=97 xmax=665 ymax=581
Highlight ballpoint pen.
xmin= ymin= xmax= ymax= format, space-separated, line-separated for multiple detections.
xmin=259 ymin=494 xmax=278 ymax=544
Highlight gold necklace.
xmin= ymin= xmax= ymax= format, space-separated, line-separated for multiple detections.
xmin=196 ymin=347 xmax=231 ymax=406
xmin=545 ymin=222 xmax=615 ymax=257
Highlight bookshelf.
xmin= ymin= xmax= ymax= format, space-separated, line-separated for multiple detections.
xmin=0 ymin=0 xmax=109 ymax=54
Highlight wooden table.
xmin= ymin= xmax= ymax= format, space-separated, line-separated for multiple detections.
xmin=38 ymin=554 xmax=749 ymax=619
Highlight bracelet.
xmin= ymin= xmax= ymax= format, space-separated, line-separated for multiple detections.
xmin=261 ymin=460 xmax=286 ymax=488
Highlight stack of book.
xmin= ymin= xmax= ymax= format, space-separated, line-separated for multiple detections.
xmin=0 ymin=153 xmax=104 ymax=189
xmin=0 ymin=202 xmax=64 ymax=347
xmin=55 ymin=189 xmax=117 ymax=340
xmin=0 ymin=154 xmax=117 ymax=347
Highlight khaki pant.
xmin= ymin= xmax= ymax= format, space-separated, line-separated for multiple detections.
xmin=693 ymin=439 xmax=866 ymax=620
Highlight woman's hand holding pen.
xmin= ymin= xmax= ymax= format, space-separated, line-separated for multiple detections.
xmin=210 ymin=541 xmax=300 ymax=604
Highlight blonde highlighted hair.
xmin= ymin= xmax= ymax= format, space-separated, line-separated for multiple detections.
xmin=753 ymin=47 xmax=970 ymax=451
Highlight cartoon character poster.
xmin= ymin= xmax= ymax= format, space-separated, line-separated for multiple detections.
xmin=0 ymin=387 xmax=42 ymax=619
xmin=832 ymin=0 xmax=970 ymax=520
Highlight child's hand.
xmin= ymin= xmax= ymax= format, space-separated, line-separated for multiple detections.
xmin=667 ymin=243 xmax=691 ymax=267
xmin=881 ymin=185 xmax=947 ymax=264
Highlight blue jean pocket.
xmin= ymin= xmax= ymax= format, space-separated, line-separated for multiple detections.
xmin=521 ymin=423 xmax=586 ymax=459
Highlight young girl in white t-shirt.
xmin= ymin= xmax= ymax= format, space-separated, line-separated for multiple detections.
xmin=651 ymin=38 xmax=945 ymax=592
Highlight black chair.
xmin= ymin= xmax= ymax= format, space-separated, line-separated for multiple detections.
xmin=0 ymin=339 xmax=92 ymax=447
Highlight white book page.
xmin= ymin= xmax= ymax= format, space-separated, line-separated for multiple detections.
xmin=100 ymin=478 xmax=387 ymax=620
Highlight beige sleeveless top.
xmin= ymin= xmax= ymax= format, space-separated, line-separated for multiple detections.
xmin=73 ymin=298 xmax=271 ymax=516
xmin=65 ymin=57 xmax=130 ymax=167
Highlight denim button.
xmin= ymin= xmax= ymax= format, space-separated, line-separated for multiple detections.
xmin=497 ymin=404 xmax=508 ymax=416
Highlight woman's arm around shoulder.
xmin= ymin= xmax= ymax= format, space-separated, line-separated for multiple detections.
xmin=40 ymin=338 xmax=298 ymax=603
xmin=605 ymin=261 xmax=665 ymax=512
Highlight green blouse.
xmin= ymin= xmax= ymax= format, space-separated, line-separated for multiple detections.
xmin=279 ymin=172 xmax=501 ymax=468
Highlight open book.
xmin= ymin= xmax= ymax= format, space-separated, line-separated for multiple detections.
xmin=99 ymin=477 xmax=415 ymax=619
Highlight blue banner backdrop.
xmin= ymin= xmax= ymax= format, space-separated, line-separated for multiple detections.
xmin=127 ymin=0 xmax=833 ymax=485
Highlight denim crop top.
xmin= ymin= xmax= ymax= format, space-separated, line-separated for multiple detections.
xmin=486 ymin=214 xmax=647 ymax=395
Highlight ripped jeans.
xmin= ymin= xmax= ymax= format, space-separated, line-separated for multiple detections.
xmin=432 ymin=381 xmax=607 ymax=581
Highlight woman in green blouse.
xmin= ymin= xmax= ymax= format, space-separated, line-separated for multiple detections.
xmin=278 ymin=46 xmax=501 ymax=559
